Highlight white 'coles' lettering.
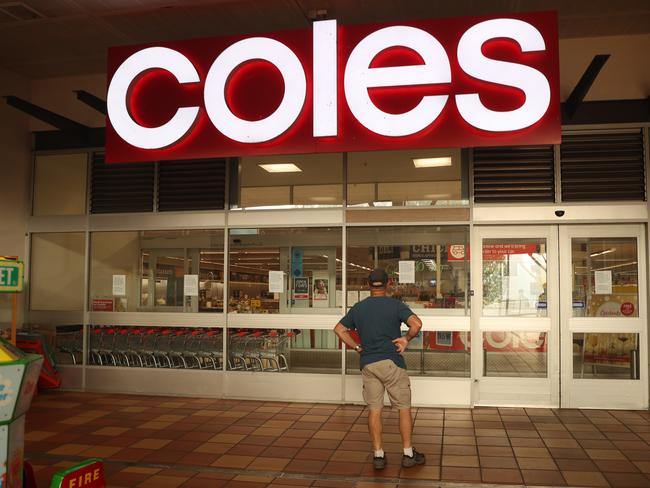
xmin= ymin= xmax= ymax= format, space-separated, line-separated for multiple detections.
xmin=107 ymin=18 xmax=552 ymax=150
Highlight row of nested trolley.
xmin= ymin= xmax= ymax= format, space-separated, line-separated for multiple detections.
xmin=57 ymin=326 xmax=298 ymax=372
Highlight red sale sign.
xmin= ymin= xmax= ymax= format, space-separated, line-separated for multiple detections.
xmin=105 ymin=11 xmax=560 ymax=163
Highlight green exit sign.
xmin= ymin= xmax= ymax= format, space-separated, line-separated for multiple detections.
xmin=0 ymin=261 xmax=23 ymax=293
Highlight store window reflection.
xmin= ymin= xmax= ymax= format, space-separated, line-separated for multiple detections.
xmin=347 ymin=148 xmax=467 ymax=207
xmin=90 ymin=230 xmax=224 ymax=313
xmin=482 ymin=238 xmax=547 ymax=317
xmin=573 ymin=333 xmax=639 ymax=379
xmin=227 ymin=328 xmax=340 ymax=373
xmin=483 ymin=331 xmax=547 ymax=377
xmin=571 ymin=237 xmax=638 ymax=317
xmin=228 ymin=227 xmax=342 ymax=313
xmin=346 ymin=330 xmax=470 ymax=377
xmin=234 ymin=153 xmax=343 ymax=209
xmin=346 ymin=226 xmax=469 ymax=314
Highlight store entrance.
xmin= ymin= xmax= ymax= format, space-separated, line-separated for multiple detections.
xmin=472 ymin=224 xmax=647 ymax=409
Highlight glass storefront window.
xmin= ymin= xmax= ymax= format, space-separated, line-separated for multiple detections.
xmin=571 ymin=237 xmax=638 ymax=317
xmin=88 ymin=325 xmax=223 ymax=368
xmin=572 ymin=333 xmax=639 ymax=379
xmin=482 ymin=331 xmax=547 ymax=378
xmin=228 ymin=227 xmax=342 ymax=314
xmin=346 ymin=226 xmax=469 ymax=314
xmin=347 ymin=148 xmax=467 ymax=207
xmin=30 ymin=232 xmax=86 ymax=311
xmin=227 ymin=328 xmax=340 ymax=373
xmin=90 ymin=230 xmax=224 ymax=313
xmin=482 ymin=238 xmax=547 ymax=317
xmin=234 ymin=153 xmax=343 ymax=209
xmin=33 ymin=153 xmax=88 ymax=216
xmin=346 ymin=330 xmax=470 ymax=377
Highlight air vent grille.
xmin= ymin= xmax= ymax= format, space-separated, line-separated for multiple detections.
xmin=472 ymin=145 xmax=555 ymax=203
xmin=158 ymin=159 xmax=226 ymax=211
xmin=561 ymin=130 xmax=646 ymax=201
xmin=90 ymin=153 xmax=154 ymax=213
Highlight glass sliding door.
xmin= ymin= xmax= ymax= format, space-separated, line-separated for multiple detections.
xmin=559 ymin=224 xmax=647 ymax=408
xmin=472 ymin=226 xmax=559 ymax=407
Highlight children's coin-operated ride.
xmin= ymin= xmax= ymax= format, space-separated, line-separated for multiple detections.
xmin=0 ymin=337 xmax=43 ymax=488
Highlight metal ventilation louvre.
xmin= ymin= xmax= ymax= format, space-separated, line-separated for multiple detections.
xmin=472 ymin=145 xmax=555 ymax=203
xmin=90 ymin=153 xmax=154 ymax=213
xmin=560 ymin=130 xmax=646 ymax=202
xmin=157 ymin=159 xmax=226 ymax=211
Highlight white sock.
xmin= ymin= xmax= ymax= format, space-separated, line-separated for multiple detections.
xmin=404 ymin=447 xmax=414 ymax=457
xmin=374 ymin=449 xmax=384 ymax=458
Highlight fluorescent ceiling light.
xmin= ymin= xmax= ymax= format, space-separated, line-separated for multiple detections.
xmin=373 ymin=201 xmax=393 ymax=207
xmin=259 ymin=163 xmax=302 ymax=173
xmin=590 ymin=248 xmax=616 ymax=257
xmin=413 ymin=157 xmax=452 ymax=168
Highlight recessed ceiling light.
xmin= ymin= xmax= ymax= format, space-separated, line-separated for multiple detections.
xmin=259 ymin=163 xmax=302 ymax=173
xmin=413 ymin=157 xmax=452 ymax=168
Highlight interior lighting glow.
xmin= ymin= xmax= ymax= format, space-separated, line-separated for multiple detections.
xmin=590 ymin=248 xmax=616 ymax=258
xmin=413 ymin=157 xmax=452 ymax=168
xmin=259 ymin=163 xmax=302 ymax=173
xmin=204 ymin=37 xmax=307 ymax=143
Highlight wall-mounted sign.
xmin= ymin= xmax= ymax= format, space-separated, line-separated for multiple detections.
xmin=0 ymin=261 xmax=23 ymax=293
xmin=106 ymin=11 xmax=560 ymax=163
xmin=293 ymin=277 xmax=309 ymax=299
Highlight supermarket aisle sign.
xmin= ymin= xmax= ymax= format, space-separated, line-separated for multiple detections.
xmin=0 ymin=261 xmax=23 ymax=293
xmin=106 ymin=11 xmax=560 ymax=163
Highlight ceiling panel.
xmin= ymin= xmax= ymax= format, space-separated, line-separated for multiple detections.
xmin=0 ymin=0 xmax=648 ymax=78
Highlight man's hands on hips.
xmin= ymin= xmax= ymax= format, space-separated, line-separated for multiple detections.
xmin=393 ymin=336 xmax=409 ymax=353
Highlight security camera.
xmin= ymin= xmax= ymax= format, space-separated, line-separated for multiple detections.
xmin=554 ymin=210 xmax=565 ymax=217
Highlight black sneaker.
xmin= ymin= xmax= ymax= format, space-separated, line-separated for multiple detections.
xmin=373 ymin=454 xmax=387 ymax=469
xmin=401 ymin=448 xmax=425 ymax=468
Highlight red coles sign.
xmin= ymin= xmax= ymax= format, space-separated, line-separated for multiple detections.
xmin=106 ymin=11 xmax=560 ymax=163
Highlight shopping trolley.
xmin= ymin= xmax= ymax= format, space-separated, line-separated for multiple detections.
xmin=56 ymin=326 xmax=83 ymax=365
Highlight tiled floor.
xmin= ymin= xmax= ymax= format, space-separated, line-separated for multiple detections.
xmin=25 ymin=391 xmax=650 ymax=488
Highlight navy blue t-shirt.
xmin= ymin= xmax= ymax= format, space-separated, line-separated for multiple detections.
xmin=340 ymin=296 xmax=414 ymax=370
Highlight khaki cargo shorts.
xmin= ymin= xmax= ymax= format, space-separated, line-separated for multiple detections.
xmin=361 ymin=359 xmax=411 ymax=410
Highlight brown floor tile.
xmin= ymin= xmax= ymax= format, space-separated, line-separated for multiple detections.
xmin=633 ymin=461 xmax=650 ymax=473
xmin=178 ymin=452 xmax=220 ymax=466
xmin=562 ymin=471 xmax=610 ymax=487
xmin=130 ymin=438 xmax=171 ymax=449
xmin=596 ymin=460 xmax=641 ymax=473
xmin=442 ymin=455 xmax=479 ymax=467
xmin=478 ymin=446 xmax=513 ymax=457
xmin=555 ymin=458 xmax=598 ymax=471
xmin=517 ymin=457 xmax=558 ymax=470
xmin=513 ymin=446 xmax=551 ymax=458
xmin=441 ymin=466 xmax=481 ymax=481
xmin=587 ymin=449 xmax=627 ymax=460
xmin=399 ymin=465 xmax=441 ymax=480
xmin=549 ymin=447 xmax=590 ymax=459
xmin=284 ymin=459 xmax=327 ymax=474
xmin=545 ymin=438 xmax=581 ymax=448
xmin=477 ymin=436 xmax=511 ymax=446
xmin=294 ymin=448 xmax=333 ymax=461
xmin=480 ymin=456 xmax=518 ymax=468
xmin=329 ymin=450 xmax=371 ymax=462
xmin=602 ymin=472 xmax=650 ymax=488
xmin=211 ymin=454 xmax=255 ymax=469
xmin=321 ymin=461 xmax=364 ymax=476
xmin=522 ymin=469 xmax=567 ymax=486
xmin=247 ymin=457 xmax=290 ymax=471
xmin=481 ymin=468 xmax=523 ymax=484
xmin=304 ymin=439 xmax=340 ymax=449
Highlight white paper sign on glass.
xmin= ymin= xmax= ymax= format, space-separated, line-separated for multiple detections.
xmin=399 ymin=260 xmax=416 ymax=283
xmin=269 ymin=270 xmax=285 ymax=293
xmin=359 ymin=290 xmax=371 ymax=301
xmin=347 ymin=290 xmax=359 ymax=307
xmin=112 ymin=275 xmax=126 ymax=296
xmin=184 ymin=274 xmax=199 ymax=296
xmin=594 ymin=270 xmax=613 ymax=295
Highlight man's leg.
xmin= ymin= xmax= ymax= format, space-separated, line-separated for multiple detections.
xmin=398 ymin=407 xmax=413 ymax=449
xmin=368 ymin=408 xmax=383 ymax=450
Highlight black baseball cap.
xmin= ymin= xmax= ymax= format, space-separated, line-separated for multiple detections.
xmin=368 ymin=268 xmax=388 ymax=287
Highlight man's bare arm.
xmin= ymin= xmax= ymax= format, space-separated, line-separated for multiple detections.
xmin=333 ymin=322 xmax=362 ymax=352
xmin=392 ymin=314 xmax=422 ymax=353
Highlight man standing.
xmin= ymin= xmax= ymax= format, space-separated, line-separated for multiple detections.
xmin=333 ymin=268 xmax=424 ymax=469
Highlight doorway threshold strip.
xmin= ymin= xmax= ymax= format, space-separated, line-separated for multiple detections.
xmin=26 ymin=451 xmax=590 ymax=488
